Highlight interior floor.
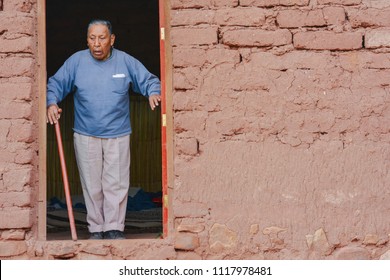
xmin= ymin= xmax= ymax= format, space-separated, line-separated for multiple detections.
xmin=47 ymin=207 xmax=162 ymax=241
xmin=47 ymin=227 xmax=162 ymax=241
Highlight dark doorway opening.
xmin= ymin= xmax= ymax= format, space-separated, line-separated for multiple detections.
xmin=46 ymin=0 xmax=162 ymax=240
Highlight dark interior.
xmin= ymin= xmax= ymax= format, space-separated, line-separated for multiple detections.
xmin=46 ymin=0 xmax=162 ymax=240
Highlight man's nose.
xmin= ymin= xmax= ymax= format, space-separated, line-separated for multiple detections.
xmin=93 ymin=38 xmax=100 ymax=46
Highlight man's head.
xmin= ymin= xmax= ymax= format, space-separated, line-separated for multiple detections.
xmin=87 ymin=19 xmax=115 ymax=61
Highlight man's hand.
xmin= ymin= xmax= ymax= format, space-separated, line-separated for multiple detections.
xmin=47 ymin=104 xmax=62 ymax=125
xmin=149 ymin=94 xmax=161 ymax=111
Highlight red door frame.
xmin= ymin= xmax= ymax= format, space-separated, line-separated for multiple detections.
xmin=38 ymin=0 xmax=169 ymax=240
xmin=159 ymin=0 xmax=168 ymax=238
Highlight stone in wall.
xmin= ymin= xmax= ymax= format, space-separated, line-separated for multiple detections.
xmin=171 ymin=0 xmax=239 ymax=9
xmin=171 ymin=0 xmax=211 ymax=9
xmin=221 ymin=28 xmax=292 ymax=47
xmin=240 ymin=0 xmax=310 ymax=7
xmin=173 ymin=201 xmax=209 ymax=218
xmin=174 ymin=232 xmax=200 ymax=251
xmin=8 ymin=120 xmax=34 ymax=143
xmin=171 ymin=9 xmax=216 ymax=26
xmin=365 ymin=29 xmax=390 ymax=49
xmin=348 ymin=8 xmax=390 ymax=28
xmin=76 ymin=253 xmax=108 ymax=260
xmin=334 ymin=246 xmax=371 ymax=260
xmin=171 ymin=27 xmax=218 ymax=46
xmin=380 ymin=250 xmax=390 ymax=260
xmin=214 ymin=8 xmax=267 ymax=26
xmin=306 ymin=228 xmax=333 ymax=257
xmin=2 ymin=0 xmax=34 ymax=13
xmin=277 ymin=8 xmax=346 ymax=28
xmin=172 ymin=46 xmax=240 ymax=69
xmin=0 ymin=241 xmax=27 ymax=257
xmin=0 ymin=120 xmax=11 ymax=149
xmin=362 ymin=0 xmax=390 ymax=8
xmin=250 ymin=224 xmax=259 ymax=235
xmin=0 ymin=37 xmax=34 ymax=53
xmin=213 ymin=0 xmax=239 ymax=7
xmin=0 ymin=83 xmax=32 ymax=102
xmin=177 ymin=223 xmax=205 ymax=233
xmin=2 ymin=167 xmax=32 ymax=192
xmin=0 ymin=57 xmax=34 ymax=78
xmin=172 ymin=8 xmax=268 ymax=28
xmin=0 ymin=190 xmax=31 ymax=207
xmin=317 ymin=0 xmax=362 ymax=6
xmin=263 ymin=226 xmax=287 ymax=249
xmin=0 ymin=15 xmax=35 ymax=35
xmin=0 ymin=209 xmax=33 ymax=229
xmin=47 ymin=242 xmax=78 ymax=259
xmin=109 ymin=242 xmax=177 ymax=260
xmin=323 ymin=7 xmax=347 ymax=25
xmin=209 ymin=223 xmax=238 ymax=253
xmin=80 ymin=244 xmax=111 ymax=257
xmin=294 ymin=31 xmax=363 ymax=50
xmin=1 ymin=230 xmax=26 ymax=240
xmin=277 ymin=9 xmax=327 ymax=28
xmin=363 ymin=234 xmax=379 ymax=245
xmin=176 ymin=251 xmax=202 ymax=260
xmin=318 ymin=0 xmax=361 ymax=5
xmin=176 ymin=137 xmax=199 ymax=156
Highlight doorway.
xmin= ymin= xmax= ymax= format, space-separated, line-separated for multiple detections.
xmin=45 ymin=0 xmax=163 ymax=240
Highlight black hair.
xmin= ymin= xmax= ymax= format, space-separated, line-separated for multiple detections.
xmin=87 ymin=19 xmax=113 ymax=35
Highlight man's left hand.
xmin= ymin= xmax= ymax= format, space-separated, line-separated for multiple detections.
xmin=149 ymin=94 xmax=161 ymax=110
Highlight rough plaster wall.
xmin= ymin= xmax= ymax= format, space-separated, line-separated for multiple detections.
xmin=1 ymin=0 xmax=390 ymax=260
xmin=171 ymin=0 xmax=390 ymax=259
xmin=0 ymin=0 xmax=37 ymax=258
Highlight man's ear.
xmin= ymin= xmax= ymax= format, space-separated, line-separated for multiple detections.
xmin=111 ymin=34 xmax=116 ymax=46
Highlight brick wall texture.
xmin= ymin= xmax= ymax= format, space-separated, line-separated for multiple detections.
xmin=0 ymin=0 xmax=37 ymax=259
xmin=1 ymin=0 xmax=390 ymax=259
xmin=170 ymin=0 xmax=390 ymax=260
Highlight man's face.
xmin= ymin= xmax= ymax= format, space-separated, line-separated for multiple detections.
xmin=87 ymin=24 xmax=115 ymax=60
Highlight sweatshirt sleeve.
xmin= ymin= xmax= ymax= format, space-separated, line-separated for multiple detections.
xmin=127 ymin=56 xmax=161 ymax=97
xmin=46 ymin=54 xmax=78 ymax=107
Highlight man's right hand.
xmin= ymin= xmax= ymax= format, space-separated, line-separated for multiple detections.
xmin=47 ymin=104 xmax=62 ymax=125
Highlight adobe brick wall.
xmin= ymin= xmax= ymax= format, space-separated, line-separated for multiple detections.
xmin=0 ymin=0 xmax=37 ymax=258
xmin=170 ymin=0 xmax=390 ymax=260
xmin=0 ymin=0 xmax=389 ymax=259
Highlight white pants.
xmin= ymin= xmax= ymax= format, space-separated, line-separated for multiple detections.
xmin=73 ymin=133 xmax=130 ymax=233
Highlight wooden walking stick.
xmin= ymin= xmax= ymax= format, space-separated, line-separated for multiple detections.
xmin=55 ymin=122 xmax=78 ymax=241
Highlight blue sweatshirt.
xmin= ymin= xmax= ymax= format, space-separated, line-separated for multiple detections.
xmin=47 ymin=48 xmax=161 ymax=138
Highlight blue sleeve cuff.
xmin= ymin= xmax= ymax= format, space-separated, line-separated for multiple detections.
xmin=47 ymin=97 xmax=58 ymax=107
